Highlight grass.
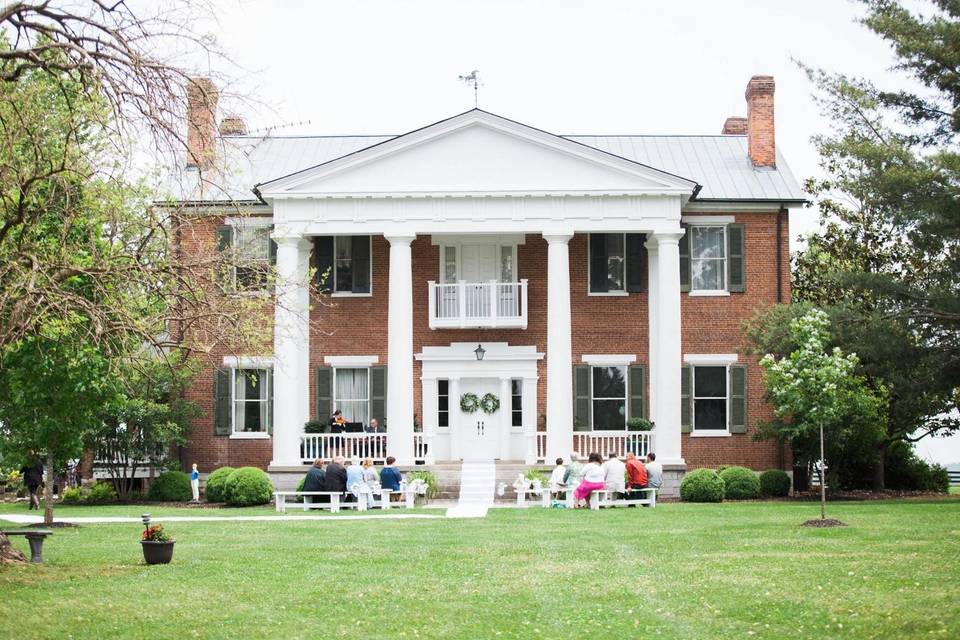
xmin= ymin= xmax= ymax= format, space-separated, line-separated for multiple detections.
xmin=1 ymin=499 xmax=959 ymax=639
xmin=950 ymin=485 xmax=959 ymax=495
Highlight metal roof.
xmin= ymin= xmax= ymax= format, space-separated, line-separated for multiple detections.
xmin=173 ymin=130 xmax=805 ymax=203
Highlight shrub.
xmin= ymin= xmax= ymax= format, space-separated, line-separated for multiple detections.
xmin=294 ymin=475 xmax=306 ymax=503
xmin=759 ymin=469 xmax=791 ymax=497
xmin=885 ymin=442 xmax=949 ymax=492
xmin=626 ymin=417 xmax=654 ymax=431
xmin=406 ymin=470 xmax=439 ymax=499
xmin=680 ymin=468 xmax=725 ymax=503
xmin=204 ymin=466 xmax=235 ymax=503
xmin=224 ymin=467 xmax=273 ymax=507
xmin=61 ymin=486 xmax=84 ymax=505
xmin=926 ymin=464 xmax=950 ymax=493
xmin=718 ymin=466 xmax=760 ymax=499
xmin=62 ymin=482 xmax=119 ymax=505
xmin=147 ymin=471 xmax=193 ymax=502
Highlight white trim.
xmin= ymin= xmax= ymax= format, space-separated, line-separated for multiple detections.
xmin=683 ymin=202 xmax=801 ymax=213
xmin=230 ymin=367 xmax=272 ymax=436
xmin=687 ymin=224 xmax=729 ymax=294
xmin=225 ymin=216 xmax=274 ymax=227
xmin=690 ymin=431 xmax=732 ymax=438
xmin=588 ymin=291 xmax=629 ymax=297
xmin=684 ymin=353 xmax=738 ymax=365
xmin=582 ymin=354 xmax=637 ymax=366
xmin=332 ymin=366 xmax=371 ymax=426
xmin=331 ymin=291 xmax=374 ymax=298
xmin=229 ymin=432 xmax=271 ymax=440
xmin=680 ymin=215 xmax=735 ymax=225
xmin=324 ymin=355 xmax=379 ymax=366
xmin=222 ymin=356 xmax=275 ymax=368
xmin=431 ymin=233 xmax=525 ymax=246
xmin=688 ymin=290 xmax=731 ymax=297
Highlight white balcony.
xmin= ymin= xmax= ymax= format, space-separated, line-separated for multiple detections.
xmin=428 ymin=280 xmax=528 ymax=329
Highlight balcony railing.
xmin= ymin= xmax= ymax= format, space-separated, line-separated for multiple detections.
xmin=428 ymin=280 xmax=528 ymax=329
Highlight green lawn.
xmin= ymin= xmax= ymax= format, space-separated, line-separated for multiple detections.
xmin=1 ymin=499 xmax=958 ymax=640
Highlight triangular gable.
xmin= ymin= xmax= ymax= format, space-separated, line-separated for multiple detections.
xmin=257 ymin=110 xmax=699 ymax=198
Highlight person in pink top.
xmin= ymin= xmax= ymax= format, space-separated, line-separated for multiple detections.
xmin=573 ymin=452 xmax=606 ymax=507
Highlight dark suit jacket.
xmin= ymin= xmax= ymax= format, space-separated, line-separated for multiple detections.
xmin=323 ymin=463 xmax=347 ymax=493
xmin=303 ymin=466 xmax=326 ymax=493
xmin=380 ymin=466 xmax=403 ymax=491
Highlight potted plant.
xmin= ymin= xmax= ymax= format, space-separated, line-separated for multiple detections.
xmin=626 ymin=417 xmax=654 ymax=431
xmin=140 ymin=515 xmax=175 ymax=565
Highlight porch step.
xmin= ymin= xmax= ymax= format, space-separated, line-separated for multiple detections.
xmin=456 ymin=460 xmax=496 ymax=507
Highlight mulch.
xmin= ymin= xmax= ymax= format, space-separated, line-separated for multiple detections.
xmin=791 ymin=489 xmax=952 ymax=501
xmin=801 ymin=518 xmax=848 ymax=528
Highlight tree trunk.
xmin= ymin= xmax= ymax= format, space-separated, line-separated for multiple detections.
xmin=44 ymin=450 xmax=54 ymax=526
xmin=872 ymin=443 xmax=886 ymax=492
xmin=819 ymin=422 xmax=827 ymax=521
xmin=0 ymin=532 xmax=27 ymax=564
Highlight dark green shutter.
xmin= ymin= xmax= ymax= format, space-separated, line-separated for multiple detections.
xmin=626 ymin=233 xmax=645 ymax=293
xmin=316 ymin=367 xmax=332 ymax=423
xmin=370 ymin=366 xmax=387 ymax=426
xmin=727 ymin=223 xmax=745 ymax=293
xmin=315 ymin=237 xmax=334 ymax=291
xmin=214 ymin=368 xmax=231 ymax=436
xmin=215 ymin=226 xmax=234 ymax=292
xmin=679 ymin=224 xmax=691 ymax=292
xmin=589 ymin=234 xmax=608 ymax=293
xmin=352 ymin=235 xmax=371 ymax=293
xmin=680 ymin=365 xmax=692 ymax=433
xmin=267 ymin=371 xmax=274 ymax=435
xmin=573 ymin=365 xmax=591 ymax=430
xmin=730 ymin=364 xmax=747 ymax=433
xmin=268 ymin=224 xmax=277 ymax=266
xmin=216 ymin=225 xmax=233 ymax=252
xmin=629 ymin=364 xmax=646 ymax=420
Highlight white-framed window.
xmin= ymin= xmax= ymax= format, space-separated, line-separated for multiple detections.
xmin=334 ymin=367 xmax=370 ymax=426
xmin=333 ymin=236 xmax=371 ymax=295
xmin=689 ymin=226 xmax=726 ymax=292
xmin=692 ymin=365 xmax=728 ymax=431
xmin=511 ymin=379 xmax=523 ymax=427
xmin=591 ymin=365 xmax=627 ymax=430
xmin=218 ymin=219 xmax=274 ymax=293
xmin=233 ymin=368 xmax=271 ymax=434
xmin=438 ymin=379 xmax=450 ymax=428
xmin=588 ymin=233 xmax=625 ymax=294
xmin=437 ymin=242 xmax=519 ymax=283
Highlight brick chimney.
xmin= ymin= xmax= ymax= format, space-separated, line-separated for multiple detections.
xmin=721 ymin=116 xmax=748 ymax=135
xmin=219 ymin=114 xmax=247 ymax=136
xmin=186 ymin=77 xmax=219 ymax=170
xmin=745 ymin=75 xmax=775 ymax=167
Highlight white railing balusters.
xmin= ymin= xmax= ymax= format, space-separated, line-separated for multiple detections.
xmin=428 ymin=281 xmax=528 ymax=329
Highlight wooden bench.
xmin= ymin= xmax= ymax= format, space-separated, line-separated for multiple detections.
xmin=589 ymin=488 xmax=658 ymax=510
xmin=2 ymin=529 xmax=53 ymax=563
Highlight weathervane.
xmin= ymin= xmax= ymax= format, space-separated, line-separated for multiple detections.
xmin=458 ymin=70 xmax=481 ymax=108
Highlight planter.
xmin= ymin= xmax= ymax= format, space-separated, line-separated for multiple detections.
xmin=140 ymin=540 xmax=175 ymax=565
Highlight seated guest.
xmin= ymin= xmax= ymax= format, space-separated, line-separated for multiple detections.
xmin=365 ymin=418 xmax=384 ymax=457
xmin=573 ymin=452 xmax=606 ymax=508
xmin=362 ymin=458 xmax=379 ymax=486
xmin=323 ymin=455 xmax=347 ymax=494
xmin=345 ymin=459 xmax=368 ymax=508
xmin=380 ymin=456 xmax=403 ymax=493
xmin=625 ymin=453 xmax=648 ymax=498
xmin=302 ymin=459 xmax=326 ymax=504
xmin=563 ymin=452 xmax=584 ymax=489
xmin=645 ymin=452 xmax=663 ymax=489
xmin=549 ymin=457 xmax=567 ymax=494
xmin=364 ymin=418 xmax=384 ymax=433
xmin=603 ymin=452 xmax=626 ymax=494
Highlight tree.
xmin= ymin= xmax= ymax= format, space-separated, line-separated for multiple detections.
xmin=759 ymin=309 xmax=888 ymax=521
xmin=0 ymin=321 xmax=118 ymax=525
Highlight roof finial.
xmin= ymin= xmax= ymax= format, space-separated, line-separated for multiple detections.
xmin=458 ymin=70 xmax=481 ymax=108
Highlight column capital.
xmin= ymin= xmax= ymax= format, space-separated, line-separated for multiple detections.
xmin=649 ymin=230 xmax=685 ymax=247
xmin=272 ymin=234 xmax=313 ymax=251
xmin=542 ymin=232 xmax=574 ymax=244
xmin=384 ymin=233 xmax=416 ymax=246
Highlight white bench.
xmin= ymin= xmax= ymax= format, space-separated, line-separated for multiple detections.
xmin=274 ymin=488 xmax=420 ymax=513
xmin=589 ymin=488 xmax=657 ymax=510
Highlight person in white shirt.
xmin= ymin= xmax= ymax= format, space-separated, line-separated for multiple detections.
xmin=645 ymin=452 xmax=663 ymax=489
xmin=549 ymin=457 xmax=567 ymax=494
xmin=602 ymin=452 xmax=626 ymax=495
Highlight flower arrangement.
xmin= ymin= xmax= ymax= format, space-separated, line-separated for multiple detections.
xmin=141 ymin=524 xmax=173 ymax=543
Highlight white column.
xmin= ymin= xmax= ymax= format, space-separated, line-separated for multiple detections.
xmin=421 ymin=378 xmax=438 ymax=465
xmin=543 ymin=232 xmax=574 ymax=463
xmin=645 ymin=239 xmax=660 ymax=422
xmin=386 ymin=234 xmax=416 ymax=465
xmin=652 ymin=231 xmax=685 ymax=465
xmin=499 ymin=377 xmax=512 ymax=460
xmin=523 ymin=376 xmax=538 ymax=464
xmin=449 ymin=377 xmax=461 ymax=461
xmin=271 ymin=235 xmax=313 ymax=467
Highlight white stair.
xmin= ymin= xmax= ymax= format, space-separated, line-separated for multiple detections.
xmin=446 ymin=459 xmax=495 ymax=518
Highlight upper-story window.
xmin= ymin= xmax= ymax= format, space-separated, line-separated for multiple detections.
xmin=588 ymin=233 xmax=645 ymax=294
xmin=438 ymin=242 xmax=517 ymax=283
xmin=315 ymin=236 xmax=372 ymax=295
xmin=216 ymin=220 xmax=276 ymax=293
xmin=680 ymin=221 xmax=745 ymax=295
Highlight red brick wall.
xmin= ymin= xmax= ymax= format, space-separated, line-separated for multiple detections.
xmin=180 ymin=211 xmax=791 ymax=473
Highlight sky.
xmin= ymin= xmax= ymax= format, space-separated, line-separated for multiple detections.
xmin=197 ymin=0 xmax=958 ymax=465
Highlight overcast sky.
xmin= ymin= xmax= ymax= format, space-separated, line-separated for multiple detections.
xmin=201 ymin=0 xmax=957 ymax=465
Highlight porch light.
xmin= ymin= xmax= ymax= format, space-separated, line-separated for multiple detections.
xmin=474 ymin=344 xmax=486 ymax=361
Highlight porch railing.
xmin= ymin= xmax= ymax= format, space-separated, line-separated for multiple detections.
xmin=428 ymin=280 xmax=528 ymax=329
xmin=533 ymin=432 xmax=654 ymax=463
xmin=300 ymin=434 xmax=429 ymax=464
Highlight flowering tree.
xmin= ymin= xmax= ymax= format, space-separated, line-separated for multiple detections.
xmin=759 ymin=308 xmax=887 ymax=521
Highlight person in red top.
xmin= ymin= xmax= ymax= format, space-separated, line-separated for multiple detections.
xmin=625 ymin=452 xmax=648 ymax=494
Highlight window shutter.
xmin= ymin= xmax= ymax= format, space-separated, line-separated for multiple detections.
xmin=267 ymin=372 xmax=274 ymax=436
xmin=679 ymin=224 xmax=691 ymax=293
xmin=315 ymin=237 xmax=334 ymax=291
xmin=730 ymin=364 xmax=747 ymax=433
xmin=629 ymin=364 xmax=646 ymax=420
xmin=316 ymin=367 xmax=332 ymax=423
xmin=727 ymin=223 xmax=745 ymax=293
xmin=370 ymin=366 xmax=387 ymax=426
xmin=351 ymin=235 xmax=371 ymax=294
xmin=215 ymin=226 xmax=234 ymax=292
xmin=589 ymin=234 xmax=608 ymax=293
xmin=214 ymin=368 xmax=231 ymax=436
xmin=680 ymin=365 xmax=692 ymax=433
xmin=626 ymin=233 xmax=645 ymax=293
xmin=268 ymin=224 xmax=277 ymax=266
xmin=573 ymin=365 xmax=591 ymax=429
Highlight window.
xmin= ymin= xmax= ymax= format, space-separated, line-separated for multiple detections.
xmin=443 ymin=246 xmax=457 ymax=283
xmin=592 ymin=366 xmax=627 ymax=430
xmin=500 ymin=246 xmax=515 ymax=282
xmin=690 ymin=226 xmax=726 ymax=291
xmin=233 ymin=369 xmax=271 ymax=433
xmin=511 ymin=379 xmax=523 ymax=427
xmin=589 ymin=233 xmax=645 ymax=294
xmin=334 ymin=368 xmax=369 ymax=426
xmin=693 ymin=366 xmax=727 ymax=430
xmin=437 ymin=243 xmax=518 ymax=284
xmin=232 ymin=225 xmax=273 ymax=291
xmin=315 ymin=236 xmax=371 ymax=294
xmin=438 ymin=379 xmax=449 ymax=428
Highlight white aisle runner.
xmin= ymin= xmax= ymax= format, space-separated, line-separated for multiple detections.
xmin=445 ymin=459 xmax=495 ymax=518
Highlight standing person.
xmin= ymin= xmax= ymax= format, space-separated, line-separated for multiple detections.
xmin=20 ymin=460 xmax=43 ymax=511
xmin=573 ymin=453 xmax=607 ymax=508
xmin=603 ymin=452 xmax=627 ymax=495
xmin=190 ymin=463 xmax=200 ymax=502
xmin=645 ymin=452 xmax=663 ymax=490
xmin=302 ymin=458 xmax=326 ymax=505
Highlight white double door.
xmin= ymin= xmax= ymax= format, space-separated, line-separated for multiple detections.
xmin=460 ymin=245 xmax=497 ymax=318
xmin=457 ymin=378 xmax=502 ymax=460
